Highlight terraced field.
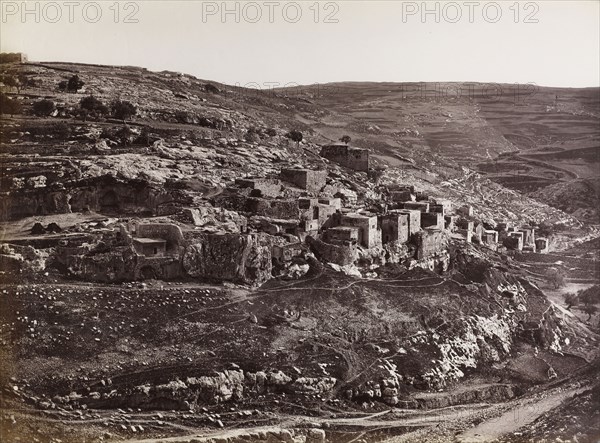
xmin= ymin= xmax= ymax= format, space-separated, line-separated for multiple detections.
xmin=280 ymin=82 xmax=600 ymax=221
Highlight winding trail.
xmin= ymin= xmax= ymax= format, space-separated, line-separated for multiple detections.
xmin=457 ymin=385 xmax=588 ymax=442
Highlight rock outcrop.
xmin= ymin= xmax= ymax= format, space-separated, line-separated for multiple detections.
xmin=183 ymin=233 xmax=272 ymax=285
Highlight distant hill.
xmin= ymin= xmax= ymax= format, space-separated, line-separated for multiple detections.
xmin=278 ymin=81 xmax=600 ymax=220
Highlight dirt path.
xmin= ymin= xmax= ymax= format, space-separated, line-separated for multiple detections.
xmin=457 ymin=385 xmax=588 ymax=442
xmin=6 ymin=385 xmax=587 ymax=443
xmin=116 ymin=404 xmax=495 ymax=443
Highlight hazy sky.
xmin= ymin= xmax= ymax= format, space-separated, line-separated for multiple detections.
xmin=1 ymin=1 xmax=599 ymax=87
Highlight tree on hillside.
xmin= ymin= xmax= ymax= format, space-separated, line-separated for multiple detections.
xmin=339 ymin=134 xmax=351 ymax=144
xmin=578 ymin=285 xmax=600 ymax=305
xmin=18 ymin=73 xmax=37 ymax=89
xmin=67 ymin=74 xmax=85 ymax=92
xmin=32 ymin=99 xmax=56 ymax=117
xmin=578 ymin=285 xmax=600 ymax=321
xmin=111 ymin=100 xmax=137 ymax=121
xmin=286 ymin=130 xmax=303 ymax=147
xmin=582 ymin=304 xmax=598 ymax=322
xmin=205 ymin=83 xmax=220 ymax=94
xmin=0 ymin=93 xmax=22 ymax=116
xmin=546 ymin=267 xmax=566 ymax=289
xmin=79 ymin=95 xmax=109 ymax=120
xmin=563 ymin=292 xmax=579 ymax=311
xmin=1 ymin=74 xmax=21 ymax=93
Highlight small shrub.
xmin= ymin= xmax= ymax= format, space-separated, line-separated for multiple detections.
xmin=67 ymin=74 xmax=84 ymax=92
xmin=244 ymin=126 xmax=261 ymax=143
xmin=286 ymin=130 xmax=303 ymax=146
xmin=563 ymin=292 xmax=579 ymax=310
xmin=175 ymin=110 xmax=192 ymax=124
xmin=111 ymin=100 xmax=137 ymax=121
xmin=32 ymin=99 xmax=56 ymax=116
xmin=115 ymin=125 xmax=134 ymax=145
xmin=100 ymin=125 xmax=135 ymax=145
xmin=0 ymin=93 xmax=22 ymax=115
xmin=79 ymin=95 xmax=109 ymax=120
xmin=205 ymin=83 xmax=220 ymax=94
xmin=1 ymin=74 xmax=19 ymax=91
xmin=134 ymin=126 xmax=153 ymax=146
xmin=48 ymin=122 xmax=72 ymax=139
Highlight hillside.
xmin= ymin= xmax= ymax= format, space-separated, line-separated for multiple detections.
xmin=1 ymin=60 xmax=599 ymax=443
xmin=280 ymin=81 xmax=600 ymax=222
xmin=2 ymin=62 xmax=597 ymax=226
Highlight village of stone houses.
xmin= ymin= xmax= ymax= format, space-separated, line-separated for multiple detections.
xmin=0 ymin=55 xmax=599 ymax=443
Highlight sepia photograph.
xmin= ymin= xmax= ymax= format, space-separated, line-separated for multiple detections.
xmin=0 ymin=1 xmax=599 ymax=442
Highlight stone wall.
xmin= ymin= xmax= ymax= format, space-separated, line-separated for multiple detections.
xmin=380 ymin=213 xmax=409 ymax=244
xmin=403 ymin=201 xmax=429 ymax=212
xmin=245 ymin=197 xmax=299 ymax=219
xmin=183 ymin=233 xmax=272 ymax=285
xmin=319 ymin=145 xmax=369 ymax=171
xmin=413 ymin=230 xmax=447 ymax=260
xmin=306 ymin=236 xmax=358 ymax=266
xmin=67 ymin=246 xmax=138 ymax=282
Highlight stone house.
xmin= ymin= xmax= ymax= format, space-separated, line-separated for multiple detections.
xmin=299 ymin=197 xmax=338 ymax=229
xmin=340 ymin=213 xmax=381 ymax=248
xmin=280 ymin=168 xmax=327 ymax=194
xmin=421 ymin=212 xmax=444 ymax=230
xmin=380 ymin=212 xmax=410 ymax=244
xmin=431 ymin=198 xmax=453 ymax=214
xmin=506 ymin=231 xmax=524 ymax=251
xmin=414 ymin=230 xmax=447 ymax=260
xmin=482 ymin=229 xmax=499 ymax=245
xmin=320 ymin=144 xmax=370 ymax=171
xmin=396 ymin=209 xmax=421 ymax=235
xmin=235 ymin=177 xmax=282 ymax=198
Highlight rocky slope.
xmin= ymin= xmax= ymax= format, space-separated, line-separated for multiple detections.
xmin=1 ymin=60 xmax=599 ymax=442
xmin=1 ymin=62 xmax=597 ymax=227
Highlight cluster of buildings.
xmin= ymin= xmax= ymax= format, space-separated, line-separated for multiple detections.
xmin=26 ymin=142 xmax=548 ymax=286
xmin=453 ymin=206 xmax=548 ymax=253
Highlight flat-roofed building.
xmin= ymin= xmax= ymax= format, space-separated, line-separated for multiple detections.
xmin=133 ymin=238 xmax=166 ymax=256
xmin=380 ymin=212 xmax=410 ymax=244
xmin=340 ymin=213 xmax=381 ymax=248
